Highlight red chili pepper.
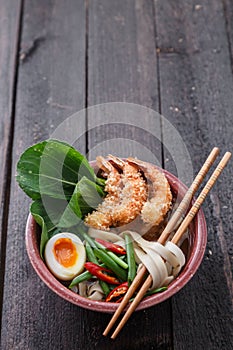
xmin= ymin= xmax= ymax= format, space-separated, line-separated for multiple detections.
xmin=84 ymin=262 xmax=120 ymax=285
xmin=95 ymin=239 xmax=126 ymax=255
xmin=106 ymin=282 xmax=128 ymax=302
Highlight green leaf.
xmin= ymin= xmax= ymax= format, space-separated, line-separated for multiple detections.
xmin=18 ymin=139 xmax=107 ymax=257
xmin=30 ymin=197 xmax=65 ymax=230
xmin=36 ymin=216 xmax=48 ymax=258
xmin=30 ymin=197 xmax=67 ymax=256
xmin=30 ymin=201 xmax=50 ymax=258
xmin=30 ymin=176 xmax=105 ymax=255
xmin=58 ymin=176 xmax=105 ymax=227
xmin=76 ymin=176 xmax=105 ymax=216
xmin=16 ymin=139 xmax=97 ymax=200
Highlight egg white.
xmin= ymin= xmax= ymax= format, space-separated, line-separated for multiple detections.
xmin=44 ymin=232 xmax=86 ymax=281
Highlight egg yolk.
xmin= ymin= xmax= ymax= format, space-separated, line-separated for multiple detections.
xmin=53 ymin=238 xmax=78 ymax=267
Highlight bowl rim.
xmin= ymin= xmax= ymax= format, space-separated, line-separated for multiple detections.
xmin=25 ymin=167 xmax=207 ymax=313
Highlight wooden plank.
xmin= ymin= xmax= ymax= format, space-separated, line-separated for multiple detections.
xmin=1 ymin=1 xmax=87 ymax=349
xmin=0 ymin=0 xmax=22 ymax=330
xmin=155 ymin=0 xmax=233 ymax=349
xmin=86 ymin=1 xmax=173 ymax=349
xmin=87 ymin=0 xmax=162 ymax=164
xmin=222 ymin=0 xmax=233 ymax=71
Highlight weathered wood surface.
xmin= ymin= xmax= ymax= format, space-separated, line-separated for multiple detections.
xmin=0 ymin=0 xmax=22 ymax=326
xmin=1 ymin=1 xmax=87 ymax=349
xmin=155 ymin=0 xmax=233 ymax=349
xmin=0 ymin=0 xmax=232 ymax=349
xmin=87 ymin=0 xmax=162 ymax=165
xmin=87 ymin=1 xmax=172 ymax=349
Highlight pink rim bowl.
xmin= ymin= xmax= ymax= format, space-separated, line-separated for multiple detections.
xmin=25 ymin=165 xmax=207 ymax=313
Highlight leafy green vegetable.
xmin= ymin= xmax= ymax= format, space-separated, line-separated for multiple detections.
xmin=30 ymin=198 xmax=65 ymax=256
xmin=30 ymin=197 xmax=66 ymax=230
xmin=16 ymin=139 xmax=97 ymax=200
xmin=72 ymin=176 xmax=105 ymax=216
xmin=29 ymin=177 xmax=105 ymax=257
xmin=17 ymin=139 xmax=106 ymax=258
xmin=38 ymin=221 xmax=49 ymax=257
xmin=30 ymin=201 xmax=50 ymax=257
xmin=58 ymin=176 xmax=104 ymax=227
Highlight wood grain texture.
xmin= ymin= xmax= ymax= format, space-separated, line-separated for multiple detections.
xmin=1 ymin=0 xmax=233 ymax=349
xmin=222 ymin=0 xmax=233 ymax=72
xmin=1 ymin=1 xmax=87 ymax=349
xmin=87 ymin=0 xmax=162 ymax=164
xmin=0 ymin=0 xmax=22 ymax=323
xmin=86 ymin=1 xmax=173 ymax=349
xmin=155 ymin=0 xmax=233 ymax=349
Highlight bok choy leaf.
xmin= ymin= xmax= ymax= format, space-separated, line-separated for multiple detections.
xmin=17 ymin=139 xmax=106 ymax=257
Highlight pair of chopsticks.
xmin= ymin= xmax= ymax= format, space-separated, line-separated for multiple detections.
xmin=103 ymin=147 xmax=231 ymax=339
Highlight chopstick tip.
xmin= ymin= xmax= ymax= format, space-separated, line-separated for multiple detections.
xmin=222 ymin=151 xmax=232 ymax=164
xmin=213 ymin=147 xmax=220 ymax=153
xmin=110 ymin=332 xmax=117 ymax=340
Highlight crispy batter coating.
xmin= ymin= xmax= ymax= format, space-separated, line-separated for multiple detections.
xmin=85 ymin=156 xmax=172 ymax=236
xmin=127 ymin=158 xmax=172 ymax=227
xmin=85 ymin=156 xmax=147 ymax=229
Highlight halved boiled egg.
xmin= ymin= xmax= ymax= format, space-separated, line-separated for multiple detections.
xmin=44 ymin=232 xmax=86 ymax=281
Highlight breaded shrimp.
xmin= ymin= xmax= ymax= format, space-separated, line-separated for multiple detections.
xmin=127 ymin=158 xmax=172 ymax=228
xmin=84 ymin=156 xmax=121 ymax=229
xmin=84 ymin=156 xmax=147 ymax=230
xmin=108 ymin=155 xmax=147 ymax=225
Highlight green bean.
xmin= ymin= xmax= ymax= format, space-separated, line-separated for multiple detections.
xmin=120 ymin=255 xmax=126 ymax=260
xmin=69 ymin=239 xmax=106 ymax=291
xmin=95 ymin=241 xmax=128 ymax=269
xmin=85 ymin=241 xmax=98 ymax=263
xmin=82 ymin=231 xmax=128 ymax=269
xmin=69 ymin=261 xmax=106 ymax=288
xmin=145 ymin=286 xmax=167 ymax=296
xmin=69 ymin=270 xmax=93 ymax=288
xmin=80 ymin=231 xmax=126 ymax=290
xmin=93 ymin=248 xmax=127 ymax=281
xmin=125 ymin=233 xmax=136 ymax=285
xmin=129 ymin=286 xmax=167 ymax=302
xmin=99 ymin=280 xmax=110 ymax=295
xmin=81 ymin=231 xmax=97 ymax=249
xmin=85 ymin=242 xmax=110 ymax=295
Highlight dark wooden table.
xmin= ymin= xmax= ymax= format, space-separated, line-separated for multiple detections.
xmin=0 ymin=1 xmax=232 ymax=349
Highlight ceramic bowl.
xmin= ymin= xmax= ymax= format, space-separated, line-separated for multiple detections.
xmin=25 ymin=164 xmax=207 ymax=313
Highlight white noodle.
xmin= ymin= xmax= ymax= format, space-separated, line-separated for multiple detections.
xmin=88 ymin=227 xmax=124 ymax=243
xmin=88 ymin=291 xmax=104 ymax=301
xmin=86 ymin=227 xmax=186 ymax=293
xmin=78 ymin=281 xmax=88 ymax=297
xmin=162 ymin=276 xmax=174 ymax=286
xmin=123 ymin=231 xmax=180 ymax=268
xmin=124 ymin=230 xmax=186 ymax=290
xmin=87 ymin=281 xmax=105 ymax=301
xmin=134 ymin=247 xmax=162 ymax=289
xmin=165 ymin=241 xmax=186 ymax=276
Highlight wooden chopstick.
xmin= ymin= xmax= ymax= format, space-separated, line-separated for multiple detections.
xmin=157 ymin=147 xmax=220 ymax=244
xmin=103 ymin=147 xmax=219 ymax=337
xmin=171 ymin=151 xmax=231 ymax=244
xmin=110 ymin=151 xmax=231 ymax=339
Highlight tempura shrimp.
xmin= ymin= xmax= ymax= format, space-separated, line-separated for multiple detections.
xmin=84 ymin=156 xmax=147 ymax=229
xmin=127 ymin=158 xmax=172 ymax=228
xmin=84 ymin=156 xmax=121 ymax=229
